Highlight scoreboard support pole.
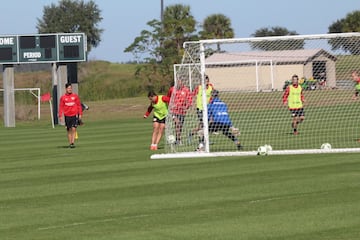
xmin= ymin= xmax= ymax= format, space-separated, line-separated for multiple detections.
xmin=53 ymin=63 xmax=68 ymax=125
xmin=2 ymin=65 xmax=15 ymax=127
xmin=51 ymin=63 xmax=59 ymax=125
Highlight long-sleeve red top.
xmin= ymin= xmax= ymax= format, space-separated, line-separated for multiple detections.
xmin=58 ymin=93 xmax=82 ymax=117
xmin=167 ymin=86 xmax=192 ymax=115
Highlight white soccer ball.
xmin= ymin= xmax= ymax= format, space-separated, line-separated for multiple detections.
xmin=167 ymin=134 xmax=176 ymax=144
xmin=264 ymin=144 xmax=273 ymax=152
xmin=320 ymin=143 xmax=332 ymax=150
xmin=257 ymin=145 xmax=268 ymax=156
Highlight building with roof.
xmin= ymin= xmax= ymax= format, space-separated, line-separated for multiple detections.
xmin=204 ymin=49 xmax=337 ymax=91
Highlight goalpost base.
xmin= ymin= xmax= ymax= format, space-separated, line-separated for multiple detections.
xmin=150 ymin=148 xmax=360 ymax=159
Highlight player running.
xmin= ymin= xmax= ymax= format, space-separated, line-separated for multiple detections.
xmin=282 ymin=74 xmax=305 ymax=135
xmin=351 ymin=70 xmax=360 ymax=100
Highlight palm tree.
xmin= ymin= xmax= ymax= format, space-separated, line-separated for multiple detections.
xmin=200 ymin=14 xmax=234 ymax=52
xmin=163 ymin=4 xmax=197 ymax=53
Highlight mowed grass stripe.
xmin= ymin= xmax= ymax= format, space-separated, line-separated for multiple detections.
xmin=0 ymin=119 xmax=360 ymax=239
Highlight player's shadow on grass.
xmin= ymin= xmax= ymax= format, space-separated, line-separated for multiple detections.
xmin=58 ymin=145 xmax=78 ymax=149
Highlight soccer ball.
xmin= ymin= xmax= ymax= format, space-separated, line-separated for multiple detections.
xmin=320 ymin=143 xmax=332 ymax=150
xmin=264 ymin=144 xmax=273 ymax=152
xmin=167 ymin=134 xmax=176 ymax=144
xmin=257 ymin=145 xmax=268 ymax=156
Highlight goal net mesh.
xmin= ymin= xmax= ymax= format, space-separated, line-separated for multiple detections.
xmin=154 ymin=33 xmax=360 ymax=158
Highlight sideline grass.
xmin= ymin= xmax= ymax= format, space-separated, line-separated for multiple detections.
xmin=0 ymin=119 xmax=360 ymax=240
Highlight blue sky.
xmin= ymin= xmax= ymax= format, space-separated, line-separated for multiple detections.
xmin=1 ymin=0 xmax=359 ymax=63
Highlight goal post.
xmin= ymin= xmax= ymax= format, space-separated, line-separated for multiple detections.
xmin=152 ymin=33 xmax=360 ymax=159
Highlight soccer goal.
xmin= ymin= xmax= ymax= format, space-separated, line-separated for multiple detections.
xmin=0 ymin=88 xmax=41 ymax=121
xmin=152 ymin=33 xmax=360 ymax=159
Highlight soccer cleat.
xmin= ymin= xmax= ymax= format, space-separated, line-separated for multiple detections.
xmin=236 ymin=142 xmax=243 ymax=150
xmin=195 ymin=147 xmax=204 ymax=152
xmin=150 ymin=145 xmax=158 ymax=150
xmin=69 ymin=143 xmax=75 ymax=148
xmin=195 ymin=143 xmax=205 ymax=152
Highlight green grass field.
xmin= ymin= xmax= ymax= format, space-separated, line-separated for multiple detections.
xmin=1 ymin=117 xmax=360 ymax=240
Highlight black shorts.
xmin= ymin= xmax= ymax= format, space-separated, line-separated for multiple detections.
xmin=196 ymin=108 xmax=203 ymax=122
xmin=172 ymin=114 xmax=185 ymax=125
xmin=65 ymin=115 xmax=79 ymax=129
xmin=153 ymin=116 xmax=166 ymax=124
xmin=355 ymin=89 xmax=360 ymax=96
xmin=290 ymin=108 xmax=305 ymax=117
xmin=209 ymin=122 xmax=230 ymax=133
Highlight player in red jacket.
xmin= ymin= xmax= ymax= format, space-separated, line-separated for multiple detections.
xmin=58 ymin=83 xmax=83 ymax=148
xmin=167 ymin=79 xmax=192 ymax=144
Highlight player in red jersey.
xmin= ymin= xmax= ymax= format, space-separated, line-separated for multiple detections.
xmin=167 ymin=79 xmax=192 ymax=144
xmin=58 ymin=83 xmax=83 ymax=148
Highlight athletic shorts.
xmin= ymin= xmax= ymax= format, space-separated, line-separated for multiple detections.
xmin=208 ymin=122 xmax=231 ymax=133
xmin=153 ymin=116 xmax=166 ymax=124
xmin=290 ymin=108 xmax=305 ymax=117
xmin=355 ymin=89 xmax=360 ymax=96
xmin=196 ymin=108 xmax=203 ymax=122
xmin=172 ymin=114 xmax=185 ymax=125
xmin=64 ymin=115 xmax=79 ymax=129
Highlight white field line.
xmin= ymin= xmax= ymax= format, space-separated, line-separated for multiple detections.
xmin=38 ymin=214 xmax=150 ymax=231
xmin=249 ymin=191 xmax=330 ymax=204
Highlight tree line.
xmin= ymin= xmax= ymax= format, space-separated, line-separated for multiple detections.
xmin=37 ymin=0 xmax=360 ymax=92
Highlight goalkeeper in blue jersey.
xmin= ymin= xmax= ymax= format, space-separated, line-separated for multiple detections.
xmin=197 ymin=90 xmax=242 ymax=151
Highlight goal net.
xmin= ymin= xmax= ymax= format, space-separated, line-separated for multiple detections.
xmin=152 ymin=33 xmax=360 ymax=159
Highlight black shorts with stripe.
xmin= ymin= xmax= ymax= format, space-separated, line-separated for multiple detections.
xmin=290 ymin=108 xmax=305 ymax=117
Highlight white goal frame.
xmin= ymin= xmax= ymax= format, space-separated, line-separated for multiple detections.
xmin=152 ymin=33 xmax=360 ymax=159
xmin=0 ymin=87 xmax=41 ymax=120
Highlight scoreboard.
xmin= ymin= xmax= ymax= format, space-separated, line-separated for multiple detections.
xmin=0 ymin=33 xmax=86 ymax=64
xmin=0 ymin=35 xmax=17 ymax=62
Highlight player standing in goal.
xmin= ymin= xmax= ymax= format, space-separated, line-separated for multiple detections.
xmin=282 ymin=74 xmax=305 ymax=135
xmin=144 ymin=91 xmax=170 ymax=150
xmin=167 ymin=79 xmax=192 ymax=145
xmin=189 ymin=75 xmax=215 ymax=140
xmin=197 ymin=90 xmax=242 ymax=151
